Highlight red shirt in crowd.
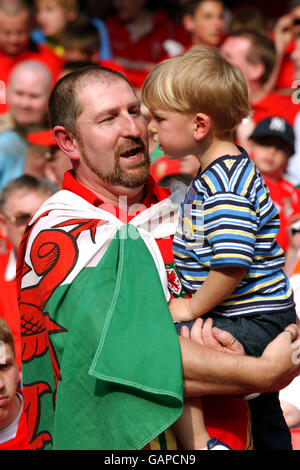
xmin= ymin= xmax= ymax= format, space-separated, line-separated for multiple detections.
xmin=106 ymin=9 xmax=189 ymax=75
xmin=262 ymin=175 xmax=300 ymax=251
xmin=0 ymin=391 xmax=30 ymax=450
xmin=252 ymin=91 xmax=300 ymax=127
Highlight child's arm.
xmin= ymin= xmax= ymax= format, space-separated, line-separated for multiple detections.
xmin=169 ymin=266 xmax=247 ymax=322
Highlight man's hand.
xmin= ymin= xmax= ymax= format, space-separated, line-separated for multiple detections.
xmin=260 ymin=324 xmax=300 ymax=392
xmin=180 ymin=317 xmax=245 ymax=355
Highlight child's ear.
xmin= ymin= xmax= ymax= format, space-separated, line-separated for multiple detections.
xmin=193 ymin=113 xmax=211 ymax=141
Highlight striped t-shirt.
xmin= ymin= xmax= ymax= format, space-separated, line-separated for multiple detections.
xmin=173 ymin=149 xmax=294 ymax=317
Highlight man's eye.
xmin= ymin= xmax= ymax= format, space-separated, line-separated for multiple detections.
xmin=100 ymin=116 xmax=114 ymax=123
xmin=129 ymin=108 xmax=141 ymax=116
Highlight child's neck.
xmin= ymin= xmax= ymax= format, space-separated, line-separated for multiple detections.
xmin=197 ymin=134 xmax=241 ymax=172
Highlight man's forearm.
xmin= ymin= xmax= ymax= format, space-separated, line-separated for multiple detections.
xmin=179 ymin=336 xmax=274 ymax=396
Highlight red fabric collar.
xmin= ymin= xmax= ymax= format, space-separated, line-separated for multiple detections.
xmin=62 ymin=170 xmax=170 ymax=220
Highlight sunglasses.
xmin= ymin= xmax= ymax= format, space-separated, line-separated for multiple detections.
xmin=4 ymin=212 xmax=32 ymax=227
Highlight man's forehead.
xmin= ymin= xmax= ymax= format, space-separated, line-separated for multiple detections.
xmin=0 ymin=9 xmax=30 ymax=28
xmin=0 ymin=341 xmax=13 ymax=364
xmin=222 ymin=36 xmax=250 ymax=54
xmin=78 ymin=76 xmax=134 ymax=96
xmin=5 ymin=188 xmax=45 ymax=209
xmin=77 ymin=78 xmax=137 ymax=113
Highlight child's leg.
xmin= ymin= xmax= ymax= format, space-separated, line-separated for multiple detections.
xmin=172 ymin=397 xmax=211 ymax=449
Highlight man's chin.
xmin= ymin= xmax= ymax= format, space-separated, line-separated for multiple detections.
xmin=116 ymin=165 xmax=150 ymax=189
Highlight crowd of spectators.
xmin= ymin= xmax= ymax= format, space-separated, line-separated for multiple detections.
xmin=0 ymin=0 xmax=300 ymax=450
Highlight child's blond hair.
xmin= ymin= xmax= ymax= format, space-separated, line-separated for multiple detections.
xmin=142 ymin=46 xmax=250 ymax=135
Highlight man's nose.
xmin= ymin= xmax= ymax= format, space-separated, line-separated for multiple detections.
xmin=16 ymin=95 xmax=30 ymax=108
xmin=122 ymin=113 xmax=142 ymax=137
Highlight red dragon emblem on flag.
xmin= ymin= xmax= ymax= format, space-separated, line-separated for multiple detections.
xmin=16 ymin=213 xmax=99 ymax=449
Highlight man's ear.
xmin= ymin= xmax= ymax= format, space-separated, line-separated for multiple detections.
xmin=248 ymin=62 xmax=265 ymax=82
xmin=52 ymin=126 xmax=81 ymax=161
xmin=193 ymin=113 xmax=211 ymax=141
xmin=182 ymin=14 xmax=195 ymax=34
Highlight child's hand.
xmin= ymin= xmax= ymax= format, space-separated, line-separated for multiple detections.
xmin=168 ymin=297 xmax=195 ymax=322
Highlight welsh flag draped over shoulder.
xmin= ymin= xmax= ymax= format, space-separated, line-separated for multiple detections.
xmin=17 ymin=184 xmax=186 ymax=450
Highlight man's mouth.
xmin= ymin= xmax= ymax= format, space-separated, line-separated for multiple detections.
xmin=120 ymin=146 xmax=142 ymax=158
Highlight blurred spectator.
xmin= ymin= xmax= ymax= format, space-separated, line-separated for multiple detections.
xmin=105 ymin=0 xmax=189 ymax=88
xmin=0 ymin=318 xmax=29 ymax=449
xmin=0 ymin=0 xmax=63 ymax=114
xmin=33 ymin=0 xmax=78 ymax=57
xmin=58 ymin=17 xmax=126 ymax=74
xmin=220 ymin=30 xmax=300 ymax=149
xmin=32 ymin=0 xmax=113 ymax=62
xmin=58 ymin=18 xmax=148 ymax=90
xmin=273 ymin=0 xmax=300 ymax=91
xmin=0 ymin=175 xmax=55 ymax=372
xmin=182 ymin=0 xmax=226 ymax=49
xmin=228 ymin=7 xmax=265 ymax=35
xmin=27 ymin=129 xmax=72 ymax=190
xmin=286 ymin=35 xmax=300 ymax=185
xmin=291 ymin=31 xmax=300 ymax=80
xmin=0 ymin=60 xmax=52 ymax=192
xmin=59 ymin=17 xmax=103 ymax=63
xmin=150 ymin=154 xmax=200 ymax=188
xmin=248 ymin=116 xmax=300 ymax=252
xmin=23 ymin=142 xmax=50 ymax=180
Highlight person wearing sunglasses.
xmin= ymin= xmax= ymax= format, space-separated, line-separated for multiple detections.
xmin=0 ymin=174 xmax=54 ymax=371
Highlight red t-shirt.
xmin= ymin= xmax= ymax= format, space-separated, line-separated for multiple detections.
xmin=0 ymin=392 xmax=30 ymax=450
xmin=105 ymin=9 xmax=189 ymax=74
xmin=251 ymin=91 xmax=300 ymax=127
xmin=274 ymin=38 xmax=295 ymax=91
xmin=262 ymin=175 xmax=300 ymax=252
xmin=0 ymin=42 xmax=64 ymax=114
xmin=62 ymin=171 xmax=252 ymax=450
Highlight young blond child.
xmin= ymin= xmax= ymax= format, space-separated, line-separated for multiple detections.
xmin=142 ymin=46 xmax=296 ymax=450
xmin=34 ymin=0 xmax=78 ymax=57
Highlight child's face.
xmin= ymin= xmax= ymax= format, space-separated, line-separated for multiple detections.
xmin=36 ymin=0 xmax=75 ymax=37
xmin=250 ymin=137 xmax=289 ymax=180
xmin=148 ymin=108 xmax=197 ymax=160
